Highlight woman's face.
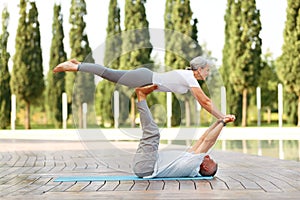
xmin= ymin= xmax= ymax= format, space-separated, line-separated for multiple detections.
xmin=194 ymin=66 xmax=210 ymax=80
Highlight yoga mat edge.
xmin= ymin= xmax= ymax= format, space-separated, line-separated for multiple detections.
xmin=54 ymin=175 xmax=213 ymax=182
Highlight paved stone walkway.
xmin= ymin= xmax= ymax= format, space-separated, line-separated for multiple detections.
xmin=0 ymin=139 xmax=300 ymax=199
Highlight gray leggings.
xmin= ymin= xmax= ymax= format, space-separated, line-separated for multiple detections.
xmin=78 ymin=63 xmax=153 ymax=88
xmin=133 ymin=100 xmax=160 ymax=177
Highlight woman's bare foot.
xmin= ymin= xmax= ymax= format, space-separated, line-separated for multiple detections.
xmin=53 ymin=59 xmax=80 ymax=73
xmin=135 ymin=84 xmax=158 ymax=102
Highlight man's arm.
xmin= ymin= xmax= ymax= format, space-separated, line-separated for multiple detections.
xmin=189 ymin=115 xmax=235 ymax=154
xmin=193 ymin=122 xmax=224 ymax=154
xmin=188 ymin=120 xmax=221 ymax=153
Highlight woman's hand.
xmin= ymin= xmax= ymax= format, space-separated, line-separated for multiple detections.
xmin=223 ymin=115 xmax=236 ymax=123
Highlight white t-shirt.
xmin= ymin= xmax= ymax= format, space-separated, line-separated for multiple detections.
xmin=152 ymin=70 xmax=200 ymax=94
xmin=144 ymin=150 xmax=205 ymax=178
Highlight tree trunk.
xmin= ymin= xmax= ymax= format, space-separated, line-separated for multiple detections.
xmin=298 ymin=95 xmax=300 ymax=127
xmin=25 ymin=101 xmax=31 ymax=129
xmin=185 ymin=98 xmax=190 ymax=127
xmin=242 ymin=88 xmax=247 ymax=127
xmin=267 ymin=107 xmax=271 ymax=124
xmin=79 ymin=103 xmax=83 ymax=129
xmin=130 ymin=96 xmax=135 ymax=128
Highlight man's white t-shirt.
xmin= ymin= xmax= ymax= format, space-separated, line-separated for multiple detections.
xmin=144 ymin=150 xmax=205 ymax=178
xmin=152 ymin=70 xmax=200 ymax=94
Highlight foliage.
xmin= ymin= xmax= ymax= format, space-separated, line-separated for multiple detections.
xmin=164 ymin=0 xmax=202 ymax=126
xmin=277 ymin=0 xmax=300 ymax=126
xmin=11 ymin=0 xmax=44 ymax=129
xmin=96 ymin=0 xmax=121 ymax=127
xmin=221 ymin=0 xmax=242 ymax=125
xmin=46 ymin=4 xmax=67 ymax=128
xmin=118 ymin=0 xmax=153 ymax=126
xmin=221 ymin=0 xmax=262 ymax=126
xmin=0 ymin=6 xmax=11 ymax=129
xmin=258 ymin=51 xmax=279 ymax=110
xmin=68 ymin=0 xmax=95 ymax=128
xmin=283 ymin=92 xmax=298 ymax=125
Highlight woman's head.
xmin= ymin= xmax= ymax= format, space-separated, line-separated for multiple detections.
xmin=199 ymin=155 xmax=218 ymax=177
xmin=189 ymin=56 xmax=214 ymax=71
xmin=189 ymin=56 xmax=213 ymax=80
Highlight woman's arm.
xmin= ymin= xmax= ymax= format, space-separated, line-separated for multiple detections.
xmin=190 ymin=87 xmax=225 ymax=119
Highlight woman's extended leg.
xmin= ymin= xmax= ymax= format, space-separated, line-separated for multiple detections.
xmin=53 ymin=59 xmax=153 ymax=88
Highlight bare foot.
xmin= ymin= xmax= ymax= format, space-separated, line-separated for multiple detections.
xmin=135 ymin=84 xmax=158 ymax=101
xmin=69 ymin=58 xmax=81 ymax=65
xmin=53 ymin=59 xmax=80 ymax=73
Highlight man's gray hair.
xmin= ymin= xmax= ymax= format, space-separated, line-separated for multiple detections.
xmin=189 ymin=56 xmax=214 ymax=71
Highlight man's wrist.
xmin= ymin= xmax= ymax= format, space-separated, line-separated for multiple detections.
xmin=218 ymin=119 xmax=226 ymax=126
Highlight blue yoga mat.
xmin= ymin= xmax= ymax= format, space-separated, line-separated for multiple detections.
xmin=54 ymin=175 xmax=213 ymax=182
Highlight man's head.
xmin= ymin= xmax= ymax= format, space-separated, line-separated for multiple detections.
xmin=199 ymin=155 xmax=218 ymax=177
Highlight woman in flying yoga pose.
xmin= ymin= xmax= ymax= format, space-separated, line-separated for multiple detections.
xmin=53 ymin=56 xmax=225 ymax=119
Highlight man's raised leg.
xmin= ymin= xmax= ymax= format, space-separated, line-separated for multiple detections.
xmin=133 ymin=85 xmax=159 ymax=177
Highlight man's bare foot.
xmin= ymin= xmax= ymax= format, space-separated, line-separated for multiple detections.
xmin=135 ymin=84 xmax=158 ymax=102
xmin=53 ymin=59 xmax=80 ymax=73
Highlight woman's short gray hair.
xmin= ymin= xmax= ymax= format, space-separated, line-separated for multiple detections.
xmin=189 ymin=56 xmax=213 ymax=71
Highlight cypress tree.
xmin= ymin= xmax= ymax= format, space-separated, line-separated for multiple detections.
xmin=164 ymin=0 xmax=176 ymax=65
xmin=68 ymin=0 xmax=95 ymax=128
xmin=120 ymin=0 xmax=153 ymax=127
xmin=104 ymin=0 xmax=121 ymax=68
xmin=221 ymin=0 xmax=242 ymax=125
xmin=164 ymin=0 xmax=174 ymax=30
xmin=228 ymin=0 xmax=262 ymax=126
xmin=11 ymin=0 xmax=27 ymax=128
xmin=277 ymin=0 xmax=300 ymax=126
xmin=96 ymin=0 xmax=121 ymax=127
xmin=169 ymin=0 xmax=193 ymax=69
xmin=46 ymin=4 xmax=67 ymax=128
xmin=164 ymin=0 xmax=201 ymax=126
xmin=164 ymin=0 xmax=175 ymax=68
xmin=27 ymin=1 xmax=45 ymax=127
xmin=121 ymin=0 xmax=152 ymax=69
xmin=164 ymin=0 xmax=178 ymax=126
xmin=166 ymin=0 xmax=202 ymax=65
xmin=0 ymin=6 xmax=11 ymax=129
xmin=11 ymin=0 xmax=45 ymax=129
xmin=241 ymin=0 xmax=262 ymax=126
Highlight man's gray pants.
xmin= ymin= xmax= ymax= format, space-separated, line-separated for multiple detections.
xmin=133 ymin=100 xmax=160 ymax=177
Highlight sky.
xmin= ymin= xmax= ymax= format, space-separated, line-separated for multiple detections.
xmin=0 ymin=0 xmax=287 ymax=74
